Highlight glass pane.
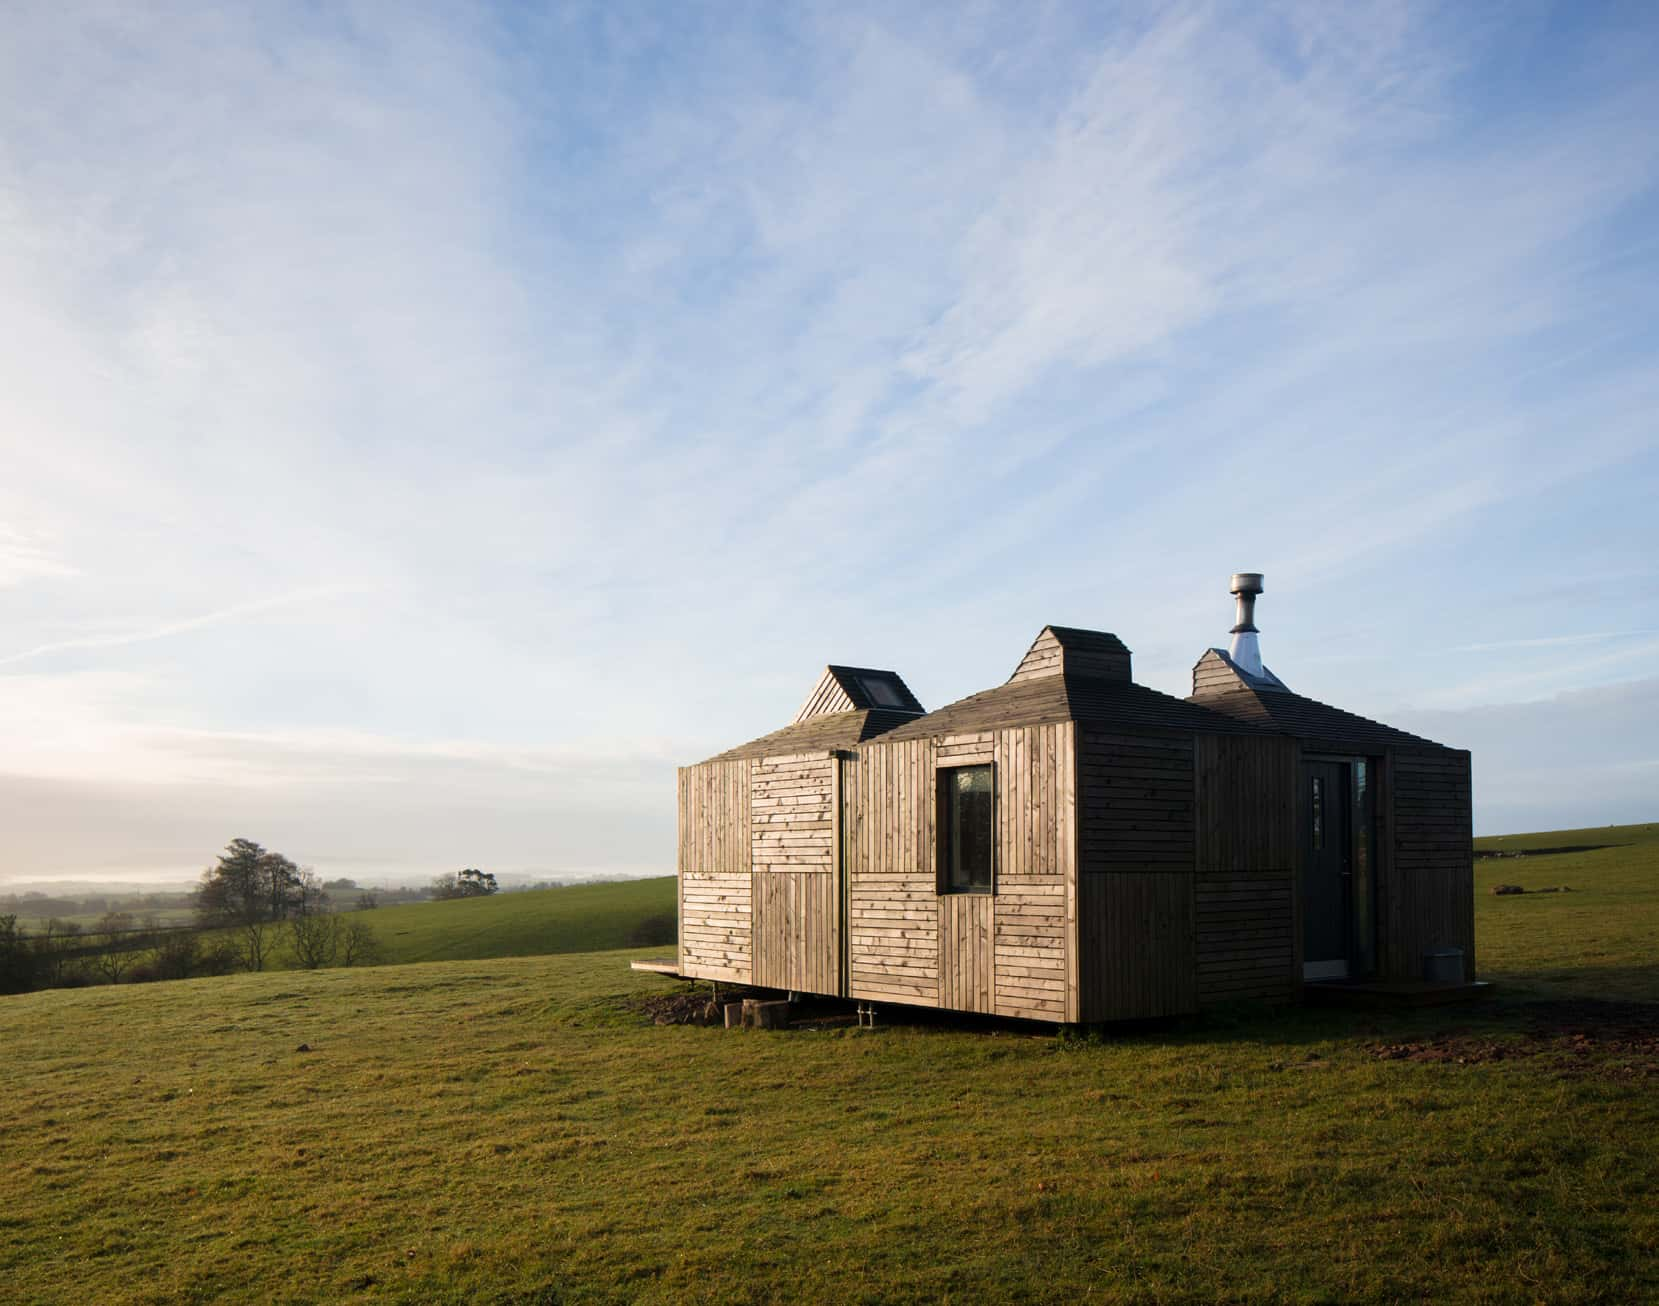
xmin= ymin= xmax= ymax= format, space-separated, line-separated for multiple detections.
xmin=858 ymin=676 xmax=905 ymax=707
xmin=944 ymin=765 xmax=994 ymax=892
xmin=1352 ymin=761 xmax=1376 ymax=976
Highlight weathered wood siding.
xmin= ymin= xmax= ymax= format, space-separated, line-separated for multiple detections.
xmin=1193 ymin=735 xmax=1298 ymax=1004
xmin=794 ymin=671 xmax=856 ymax=722
xmin=843 ymin=723 xmax=1076 ymax=1019
xmin=750 ymin=753 xmax=834 ymax=874
xmin=990 ymin=724 xmax=1074 ymax=1021
xmin=1078 ymin=872 xmax=1194 ymax=1019
xmin=749 ymin=752 xmax=838 ymax=992
xmin=752 ymin=871 xmax=838 ymax=992
xmin=676 ymin=759 xmax=753 ymax=982
xmin=844 ymin=737 xmax=939 ymax=1006
xmin=1077 ymin=731 xmax=1196 ymax=1020
xmin=940 ymin=894 xmax=994 ymax=1012
xmin=1384 ymin=747 xmax=1474 ymax=981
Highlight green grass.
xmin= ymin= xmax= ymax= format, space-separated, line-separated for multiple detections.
xmin=2 ymin=832 xmax=1656 ymax=1303
xmin=361 ymin=878 xmax=677 ymax=966
xmin=1475 ymin=822 xmax=1659 ymax=1002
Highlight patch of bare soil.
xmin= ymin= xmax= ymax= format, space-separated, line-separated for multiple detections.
xmin=1368 ymin=1000 xmax=1659 ymax=1079
xmin=636 ymin=987 xmax=766 ymax=1026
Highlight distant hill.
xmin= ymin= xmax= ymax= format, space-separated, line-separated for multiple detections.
xmin=362 ymin=876 xmax=677 ymax=966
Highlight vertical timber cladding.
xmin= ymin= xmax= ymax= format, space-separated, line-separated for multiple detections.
xmin=846 ymin=737 xmax=940 ymax=1006
xmin=677 ymin=759 xmax=753 ymax=982
xmin=1193 ymin=735 xmax=1298 ymax=1003
xmin=1386 ymin=748 xmax=1474 ymax=981
xmin=987 ymin=723 xmax=1074 ymax=1022
xmin=1077 ymin=731 xmax=1198 ymax=1020
xmin=750 ymin=752 xmax=839 ymax=993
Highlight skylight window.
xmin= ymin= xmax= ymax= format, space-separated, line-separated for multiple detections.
xmin=858 ymin=675 xmax=905 ymax=707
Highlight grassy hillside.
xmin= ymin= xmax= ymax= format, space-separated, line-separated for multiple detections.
xmin=363 ymin=877 xmax=677 ymax=966
xmin=1475 ymin=822 xmax=1659 ymax=1001
xmin=1 ymin=833 xmax=1655 ymax=1303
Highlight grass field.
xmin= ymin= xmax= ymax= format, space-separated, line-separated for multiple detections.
xmin=1474 ymin=822 xmax=1659 ymax=1002
xmin=2 ymin=830 xmax=1655 ymax=1303
xmin=361 ymin=878 xmax=676 ymax=967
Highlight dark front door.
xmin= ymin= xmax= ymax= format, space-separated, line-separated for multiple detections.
xmin=1302 ymin=760 xmax=1351 ymax=979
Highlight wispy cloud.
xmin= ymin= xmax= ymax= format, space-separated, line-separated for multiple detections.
xmin=1 ymin=2 xmax=1656 ymax=879
xmin=0 ymin=585 xmax=363 ymax=668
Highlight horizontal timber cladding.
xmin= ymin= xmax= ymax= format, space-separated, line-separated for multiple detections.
xmin=752 ymin=871 xmax=838 ymax=992
xmin=995 ymin=879 xmax=1070 ymax=1020
xmin=750 ymin=752 xmax=835 ymax=875
xmin=1194 ymin=870 xmax=1295 ymax=1003
xmin=678 ymin=874 xmax=752 ymax=982
xmin=1077 ymin=731 xmax=1195 ymax=873
xmin=940 ymin=894 xmax=994 ymax=1013
xmin=1384 ymin=748 xmax=1475 ymax=982
xmin=677 ymin=760 xmax=753 ymax=982
xmin=844 ymin=737 xmax=940 ymax=1006
xmin=1193 ymin=735 xmax=1298 ymax=1004
xmin=1078 ymin=872 xmax=1196 ymax=1020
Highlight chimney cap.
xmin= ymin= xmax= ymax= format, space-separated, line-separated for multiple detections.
xmin=1230 ymin=572 xmax=1263 ymax=597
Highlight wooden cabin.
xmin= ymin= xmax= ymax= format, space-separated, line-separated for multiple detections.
xmin=676 ymin=583 xmax=1473 ymax=1022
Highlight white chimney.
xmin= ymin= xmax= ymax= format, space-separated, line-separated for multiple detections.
xmin=1228 ymin=572 xmax=1265 ymax=678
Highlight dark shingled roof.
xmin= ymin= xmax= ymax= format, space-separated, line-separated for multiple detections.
xmin=1188 ymin=646 xmax=1451 ymax=750
xmin=1042 ymin=626 xmax=1131 ymax=657
xmin=818 ymin=665 xmax=925 ymax=714
xmin=1189 ymin=686 xmax=1451 ymax=751
xmin=701 ymin=708 xmax=922 ymax=763
xmin=879 ymin=674 xmax=1266 ymax=742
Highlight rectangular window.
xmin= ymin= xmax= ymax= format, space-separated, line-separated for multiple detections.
xmin=939 ymin=764 xmax=994 ymax=893
xmin=1311 ymin=775 xmax=1324 ymax=850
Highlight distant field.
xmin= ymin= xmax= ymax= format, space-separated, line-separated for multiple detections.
xmin=362 ymin=877 xmax=677 ymax=966
xmin=1475 ymin=821 xmax=1659 ymax=1002
xmin=2 ymin=831 xmax=1655 ymax=1303
xmin=9 ymin=879 xmax=679 ymax=966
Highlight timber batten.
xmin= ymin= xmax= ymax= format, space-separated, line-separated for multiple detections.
xmin=674 ymin=608 xmax=1474 ymax=1023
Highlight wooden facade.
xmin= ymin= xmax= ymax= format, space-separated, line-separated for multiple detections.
xmin=676 ymin=627 xmax=1475 ymax=1021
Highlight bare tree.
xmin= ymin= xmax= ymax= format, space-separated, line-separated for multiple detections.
xmin=90 ymin=912 xmax=140 ymax=984
xmin=339 ymin=917 xmax=383 ymax=966
xmin=150 ymin=928 xmax=203 ymax=981
xmin=35 ymin=918 xmax=84 ymax=987
xmin=238 ymin=917 xmax=279 ymax=973
xmin=287 ymin=910 xmax=340 ymax=969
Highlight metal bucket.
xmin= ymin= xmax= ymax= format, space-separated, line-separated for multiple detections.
xmin=1423 ymin=949 xmax=1465 ymax=983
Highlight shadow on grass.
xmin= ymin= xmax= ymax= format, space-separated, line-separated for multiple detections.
xmin=630 ymin=964 xmax=1659 ymax=1056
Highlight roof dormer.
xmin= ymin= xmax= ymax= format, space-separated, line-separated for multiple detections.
xmin=793 ymin=665 xmax=925 ymax=723
xmin=1008 ymin=626 xmax=1132 ymax=684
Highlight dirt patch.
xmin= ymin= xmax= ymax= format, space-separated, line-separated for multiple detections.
xmin=1368 ymin=999 xmax=1659 ymax=1079
xmin=635 ymin=986 xmax=767 ymax=1026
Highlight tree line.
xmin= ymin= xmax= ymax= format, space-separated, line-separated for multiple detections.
xmin=1 ymin=838 xmax=384 ymax=995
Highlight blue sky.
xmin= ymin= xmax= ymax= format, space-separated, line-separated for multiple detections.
xmin=2 ymin=1 xmax=1656 ymax=886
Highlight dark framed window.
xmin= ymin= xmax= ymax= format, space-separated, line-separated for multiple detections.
xmin=939 ymin=764 xmax=994 ymax=893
